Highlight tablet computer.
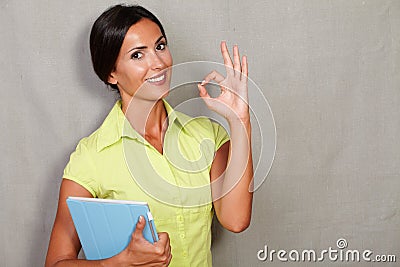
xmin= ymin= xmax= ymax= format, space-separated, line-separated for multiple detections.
xmin=66 ymin=196 xmax=158 ymax=260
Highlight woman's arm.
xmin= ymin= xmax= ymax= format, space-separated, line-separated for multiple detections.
xmin=45 ymin=179 xmax=172 ymax=267
xmin=45 ymin=179 xmax=96 ymax=266
xmin=210 ymin=123 xmax=253 ymax=233
xmin=198 ymin=41 xmax=254 ymax=233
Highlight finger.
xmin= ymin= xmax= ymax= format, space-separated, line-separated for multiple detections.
xmin=158 ymin=232 xmax=170 ymax=246
xmin=157 ymin=232 xmax=170 ymax=246
xmin=202 ymin=70 xmax=225 ymax=86
xmin=241 ymin=55 xmax=248 ymax=81
xmin=163 ymin=251 xmax=172 ymax=266
xmin=167 ymin=253 xmax=172 ymax=265
xmin=165 ymin=241 xmax=171 ymax=259
xmin=233 ymin=45 xmax=241 ymax=75
xmin=164 ymin=234 xmax=170 ymax=252
xmin=221 ymin=41 xmax=234 ymax=76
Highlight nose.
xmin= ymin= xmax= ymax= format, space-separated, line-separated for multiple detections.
xmin=149 ymin=52 xmax=166 ymax=70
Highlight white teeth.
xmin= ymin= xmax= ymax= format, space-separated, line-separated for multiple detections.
xmin=147 ymin=74 xmax=165 ymax=83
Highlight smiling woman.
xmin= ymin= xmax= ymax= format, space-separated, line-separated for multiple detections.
xmin=107 ymin=19 xmax=173 ymax=108
xmin=45 ymin=4 xmax=253 ymax=267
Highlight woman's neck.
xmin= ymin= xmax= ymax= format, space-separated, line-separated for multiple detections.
xmin=122 ymin=97 xmax=168 ymax=141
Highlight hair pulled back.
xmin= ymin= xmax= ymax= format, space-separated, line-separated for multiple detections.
xmin=90 ymin=4 xmax=166 ymax=90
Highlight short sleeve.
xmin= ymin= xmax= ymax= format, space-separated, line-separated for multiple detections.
xmin=211 ymin=121 xmax=230 ymax=151
xmin=63 ymin=139 xmax=98 ymax=197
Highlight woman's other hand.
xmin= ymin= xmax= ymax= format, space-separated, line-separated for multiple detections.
xmin=113 ymin=216 xmax=172 ymax=266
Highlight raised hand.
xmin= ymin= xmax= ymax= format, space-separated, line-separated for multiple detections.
xmin=197 ymin=41 xmax=249 ymax=123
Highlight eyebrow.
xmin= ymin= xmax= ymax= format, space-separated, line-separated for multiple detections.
xmin=127 ymin=35 xmax=165 ymax=54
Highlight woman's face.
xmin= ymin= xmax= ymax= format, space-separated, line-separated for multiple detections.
xmin=109 ymin=18 xmax=173 ymax=102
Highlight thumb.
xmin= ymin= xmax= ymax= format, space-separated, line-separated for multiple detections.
xmin=132 ymin=215 xmax=146 ymax=239
xmin=197 ymin=83 xmax=210 ymax=98
xmin=127 ymin=216 xmax=151 ymax=251
xmin=197 ymin=83 xmax=215 ymax=109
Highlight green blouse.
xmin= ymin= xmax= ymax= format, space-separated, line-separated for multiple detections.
xmin=63 ymin=100 xmax=229 ymax=266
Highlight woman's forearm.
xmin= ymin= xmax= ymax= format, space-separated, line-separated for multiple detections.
xmin=214 ymin=117 xmax=254 ymax=232
xmin=51 ymin=259 xmax=109 ymax=267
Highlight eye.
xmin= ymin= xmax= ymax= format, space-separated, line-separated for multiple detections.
xmin=156 ymin=42 xmax=167 ymax=51
xmin=131 ymin=51 xmax=143 ymax=60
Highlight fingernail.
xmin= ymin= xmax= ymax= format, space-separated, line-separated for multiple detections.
xmin=139 ymin=216 xmax=143 ymax=222
xmin=200 ymin=80 xmax=205 ymax=85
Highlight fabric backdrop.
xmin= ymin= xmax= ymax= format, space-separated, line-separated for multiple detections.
xmin=1 ymin=0 xmax=399 ymax=266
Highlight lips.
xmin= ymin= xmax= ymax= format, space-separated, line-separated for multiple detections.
xmin=146 ymin=71 xmax=167 ymax=84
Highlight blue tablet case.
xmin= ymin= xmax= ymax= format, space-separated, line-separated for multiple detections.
xmin=66 ymin=197 xmax=158 ymax=260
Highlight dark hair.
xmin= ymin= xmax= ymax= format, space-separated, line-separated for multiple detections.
xmin=90 ymin=4 xmax=166 ymax=90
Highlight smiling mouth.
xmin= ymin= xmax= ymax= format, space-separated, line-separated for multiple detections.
xmin=146 ymin=72 xmax=166 ymax=83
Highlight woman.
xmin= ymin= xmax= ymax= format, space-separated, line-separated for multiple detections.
xmin=46 ymin=4 xmax=253 ymax=267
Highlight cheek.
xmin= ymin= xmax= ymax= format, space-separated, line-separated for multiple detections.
xmin=133 ymin=64 xmax=148 ymax=78
xmin=124 ymin=65 xmax=148 ymax=86
xmin=163 ymin=50 xmax=173 ymax=66
xmin=117 ymin=64 xmax=148 ymax=92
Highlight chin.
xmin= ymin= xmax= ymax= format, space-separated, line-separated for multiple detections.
xmin=160 ymin=90 xmax=169 ymax=98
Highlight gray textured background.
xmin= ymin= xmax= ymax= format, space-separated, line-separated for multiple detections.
xmin=1 ymin=0 xmax=399 ymax=266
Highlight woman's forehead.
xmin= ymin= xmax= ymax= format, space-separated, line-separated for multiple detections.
xmin=123 ymin=19 xmax=164 ymax=47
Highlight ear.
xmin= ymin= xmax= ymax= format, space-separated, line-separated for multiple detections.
xmin=108 ymin=71 xmax=117 ymax=85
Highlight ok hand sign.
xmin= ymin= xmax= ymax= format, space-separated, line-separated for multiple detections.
xmin=197 ymin=41 xmax=249 ymax=123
